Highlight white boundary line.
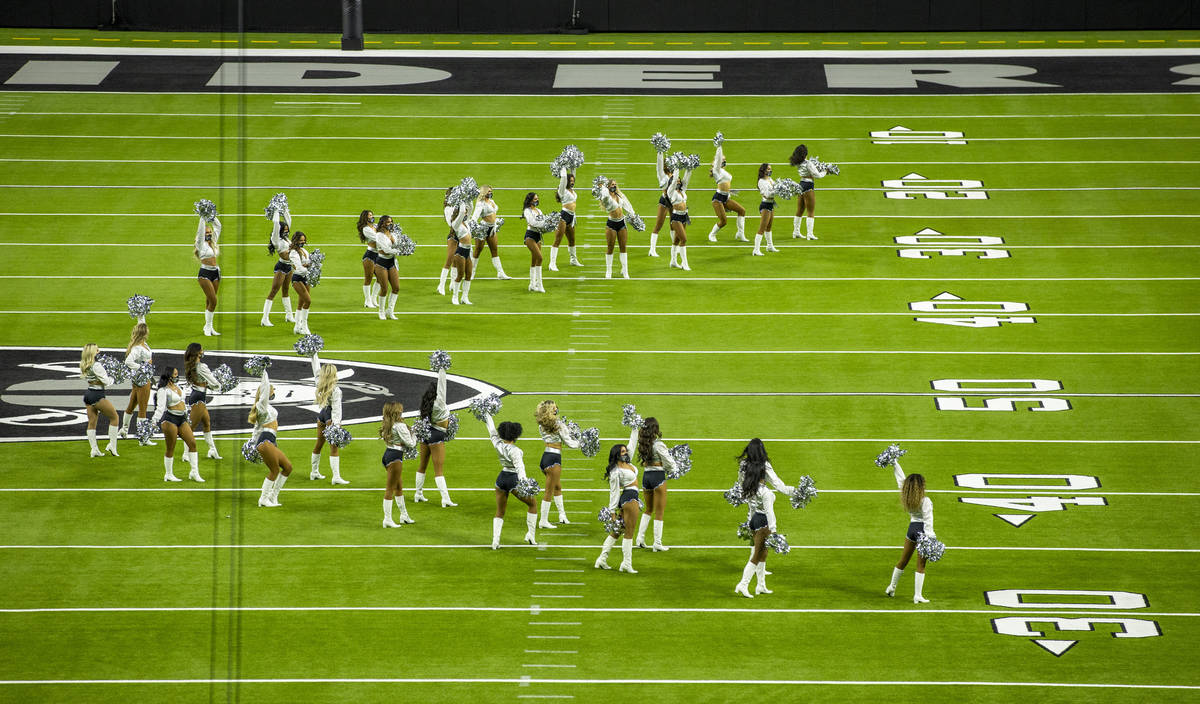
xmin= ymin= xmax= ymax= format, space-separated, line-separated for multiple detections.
xmin=0 ymin=606 xmax=1195 ymax=617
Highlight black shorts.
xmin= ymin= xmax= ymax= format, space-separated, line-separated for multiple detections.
xmin=425 ymin=424 xmax=447 ymax=446
xmin=907 ymin=521 xmax=925 ymax=542
xmin=160 ymin=410 xmax=187 ymax=429
xmin=83 ymin=388 xmax=106 ymax=405
xmin=318 ymin=406 xmax=332 ymax=424
xmin=496 ymin=470 xmax=518 ymax=492
xmin=376 ymin=256 xmax=396 ymax=271
xmin=658 ymin=195 xmax=671 ymax=209
xmin=525 ymin=230 xmax=542 ymax=244
xmin=198 ymin=268 xmax=220 ymax=282
xmin=363 ymin=249 xmax=378 ymax=263
xmin=618 ymin=487 xmax=640 ymax=509
xmin=454 ymin=246 xmax=471 ymax=259
xmin=749 ymin=511 xmax=769 ymax=531
xmin=292 ymin=274 xmax=308 ymax=286
xmin=560 ymin=210 xmax=575 ymax=226
xmin=186 ymin=388 xmax=209 ymax=406
xmin=642 ymin=468 xmax=666 ymax=492
xmin=273 ymin=260 xmax=293 ymax=274
xmin=606 ymin=218 xmax=627 ymax=232
xmin=670 ymin=212 xmax=690 ymax=225
xmin=257 ymin=430 xmax=277 ymax=447
xmin=759 ymin=201 xmax=776 ymax=212
xmin=382 ymin=448 xmax=406 ymax=468
xmin=540 ymin=451 xmax=562 ymax=472
xmin=800 ymin=180 xmax=815 ymax=193
xmin=712 ymin=191 xmax=729 ymax=203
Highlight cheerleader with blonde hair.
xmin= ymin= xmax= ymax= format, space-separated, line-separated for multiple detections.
xmin=80 ymin=343 xmax=120 ymax=457
xmin=311 ymin=363 xmax=350 ymax=485
xmin=118 ymin=322 xmax=155 ymax=445
xmin=534 ymin=399 xmax=581 ymax=529
xmin=884 ymin=458 xmax=935 ymax=604
xmin=379 ymin=401 xmax=416 ymax=527
xmin=250 ymin=370 xmax=293 ymax=507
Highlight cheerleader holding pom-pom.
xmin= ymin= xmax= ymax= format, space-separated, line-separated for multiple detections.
xmin=470 ymin=186 xmax=511 ymax=280
xmin=379 ymin=401 xmax=416 ymax=527
xmin=287 ymin=231 xmax=315 ymax=335
xmin=666 ymin=158 xmax=694 ymax=271
xmin=151 ymin=366 xmax=204 ymax=483
xmin=630 ymin=416 xmax=678 ymax=551
xmin=118 ymin=322 xmax=155 ymax=446
xmin=732 ymin=439 xmax=794 ymax=598
xmin=372 ymin=216 xmax=402 ymax=320
xmin=445 ymin=190 xmax=475 ymax=306
xmin=80 ymin=343 xmax=120 ymax=458
xmin=260 ymin=208 xmax=295 ymax=327
xmin=595 ymin=178 xmax=637 ymax=280
xmin=357 ymin=209 xmax=381 ymax=308
xmin=250 ymin=369 xmax=293 ymax=508
xmin=594 ymin=444 xmax=641 ymax=574
xmin=884 ymin=454 xmax=935 ymax=604
xmin=550 ymin=168 xmax=583 ymax=272
xmin=648 ymin=133 xmax=673 ymax=257
xmin=534 ymin=400 xmax=582 ymax=529
xmin=311 ymin=363 xmax=350 ymax=485
xmin=707 ymin=134 xmax=748 ymax=243
xmin=753 ymin=164 xmax=781 ymax=256
xmin=414 ymin=362 xmax=456 ymax=507
xmin=194 ymin=212 xmax=222 ymax=336
xmin=522 ymin=192 xmax=548 ymax=293
xmin=484 ymin=412 xmax=540 ymax=549
xmin=183 ymin=343 xmax=224 ymax=460
xmin=788 ymin=144 xmax=837 ymax=241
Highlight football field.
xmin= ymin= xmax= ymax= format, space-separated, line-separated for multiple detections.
xmin=0 ymin=46 xmax=1198 ymax=703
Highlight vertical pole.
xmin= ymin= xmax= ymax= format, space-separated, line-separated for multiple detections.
xmin=341 ymin=0 xmax=363 ymax=51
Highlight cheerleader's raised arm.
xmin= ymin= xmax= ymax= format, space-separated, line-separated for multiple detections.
xmin=885 ymin=458 xmax=935 ymax=603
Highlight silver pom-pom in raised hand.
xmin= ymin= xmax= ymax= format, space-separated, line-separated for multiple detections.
xmin=293 ymin=334 xmax=324 ymax=357
xmin=620 ymin=403 xmax=643 ymax=429
xmin=263 ymin=192 xmax=288 ymax=220
xmin=713 ymin=131 xmax=724 ymax=147
xmin=790 ymin=475 xmax=819 ymax=509
xmin=579 ymin=427 xmax=600 ymax=458
xmin=448 ymin=176 xmax=480 ymax=205
xmin=135 ymin=417 xmax=154 ymax=444
xmin=193 ymin=199 xmax=217 ymax=223
xmin=535 ymin=211 xmax=562 ymax=233
xmin=243 ymin=355 xmax=272 ymax=377
xmin=467 ymin=393 xmax=503 ymax=422
xmin=772 ymin=178 xmax=802 ymax=200
xmin=625 ymin=213 xmax=646 ymax=232
xmin=211 ymin=364 xmax=237 ymax=393
xmin=559 ymin=144 xmax=585 ymax=170
xmin=736 ymin=521 xmax=753 ymax=541
xmin=96 ymin=354 xmax=129 ymax=383
xmin=126 ymin=294 xmax=154 ymax=320
xmin=681 ymin=153 xmax=701 ymax=171
xmin=597 ymin=506 xmax=625 ymax=535
xmin=130 ymin=361 xmax=155 ymax=388
xmin=323 ymin=424 xmax=353 ymax=448
xmin=766 ymin=532 xmax=791 ymax=555
xmin=445 ymin=414 xmax=460 ymax=441
xmin=724 ymin=483 xmax=746 ymax=506
xmin=241 ymin=439 xmax=262 ymax=464
xmin=874 ymin=443 xmax=907 ymax=468
xmin=305 ymin=249 xmax=326 ymax=287
xmin=590 ymin=174 xmax=608 ymax=200
xmin=815 ymin=158 xmax=840 ymax=176
xmin=649 ymin=132 xmax=671 ymax=154
xmin=667 ymin=444 xmax=692 ymax=479
xmin=411 ymin=418 xmax=432 ymax=444
xmin=514 ymin=477 xmax=541 ymax=499
xmin=428 ymin=349 xmax=452 ymax=372
xmin=916 ymin=533 xmax=945 ymax=562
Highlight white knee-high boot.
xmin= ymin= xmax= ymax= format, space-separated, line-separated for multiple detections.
xmin=492 ymin=256 xmax=509 ymax=279
xmin=87 ymin=429 xmax=101 ymax=456
xmin=619 ymin=538 xmax=637 ymax=573
xmin=648 ymin=232 xmax=659 ymax=256
xmin=437 ymin=267 xmax=450 ymax=295
xmin=735 ymin=560 xmax=756 ymax=597
xmin=434 ymin=475 xmax=455 ymax=506
xmin=914 ymin=572 xmax=929 ymax=603
xmin=652 ymin=519 xmax=668 ymax=551
xmin=806 ymin=216 xmax=817 ymax=240
xmin=260 ymin=299 xmax=274 ymax=326
xmin=413 ymin=471 xmax=426 ymax=501
xmin=491 ymin=516 xmax=503 ymax=548
xmin=618 ymin=252 xmax=629 ymax=278
xmin=330 ymin=456 xmax=348 ymax=485
xmin=755 ymin=561 xmax=772 ymax=594
xmin=886 ymin=566 xmax=903 ymax=596
xmin=538 ymin=500 xmax=555 ymax=529
xmin=310 ymin=452 xmax=324 ymax=480
xmin=524 ymin=511 xmax=538 ymax=544
xmin=549 ymin=246 xmax=560 ymax=271
xmin=394 ymin=496 xmax=413 ymax=523
xmin=678 ymin=246 xmax=691 ymax=271
xmin=604 ymin=253 xmax=613 ymax=278
xmin=635 ymin=514 xmax=651 ymax=547
xmin=595 ymin=535 xmax=616 ymax=569
xmin=282 ymin=296 xmax=294 ymax=322
xmin=204 ymin=431 xmax=221 ymax=459
xmin=553 ymin=494 xmax=569 ymax=523
xmin=163 ymin=456 xmax=181 ymax=482
xmin=735 ymin=214 xmax=747 ymax=240
xmin=383 ymin=498 xmax=400 ymax=527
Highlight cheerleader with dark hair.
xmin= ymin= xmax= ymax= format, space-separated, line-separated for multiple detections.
xmin=594 ymin=444 xmax=641 ymax=574
xmin=372 ymin=215 xmax=401 ymax=320
xmin=788 ymin=144 xmax=828 ymax=240
xmin=80 ymin=343 xmax=119 ymax=457
xmin=260 ymin=209 xmax=295 ymax=327
xmin=151 ymin=366 xmax=203 ymax=483
xmin=379 ymin=401 xmax=416 ymax=527
xmin=666 ymin=162 xmax=693 ymax=271
xmin=470 ymin=185 xmax=511 ymax=280
xmin=522 ymin=192 xmax=546 ymax=293
xmin=194 ymin=214 xmax=221 ymax=336
xmin=118 ymin=321 xmax=155 ymax=445
xmin=630 ymin=417 xmax=677 ymax=551
xmin=596 ymin=179 xmax=637 ymax=280
xmin=251 ymin=369 xmax=293 ymax=508
xmin=752 ymin=164 xmax=780 ymax=256
xmin=549 ymin=167 xmax=583 ymax=272
xmin=445 ymin=192 xmax=475 ymax=305
xmin=357 ymin=209 xmax=380 ymax=308
xmin=707 ymin=139 xmax=747 ymax=243
xmin=884 ymin=458 xmax=934 ymax=604
xmin=733 ymin=439 xmax=793 ymax=598
xmin=288 ymin=231 xmax=314 ymax=335
xmin=484 ymin=412 xmax=539 ymax=549
xmin=183 ymin=342 xmax=222 ymax=460
xmin=649 ymin=147 xmax=674 ymax=257
xmin=436 ymin=188 xmax=458 ymax=297
xmin=413 ymin=366 xmax=456 ymax=507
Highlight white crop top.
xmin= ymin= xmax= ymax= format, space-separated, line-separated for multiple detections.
xmin=288 ymin=247 xmax=310 ymax=275
xmin=472 ymin=198 xmax=499 ymax=221
xmin=271 ymin=211 xmax=292 ymax=258
xmin=711 ymin=146 xmax=732 ymax=188
xmin=318 ymin=386 xmax=343 ymax=426
xmin=599 ymin=190 xmax=635 ymax=217
xmin=540 ymin=419 xmax=581 ymax=451
xmin=152 ymin=383 xmax=185 ymax=424
xmin=486 ymin=415 xmax=527 ymax=477
xmin=444 ymin=204 xmax=469 ymax=239
xmin=894 ymin=462 xmax=935 ymax=536
xmin=124 ymin=343 xmax=152 ymax=369
xmin=557 ymin=167 xmax=578 ymax=206
xmin=523 ymin=207 xmax=543 ymax=231
xmin=84 ymin=362 xmax=112 ymax=389
xmin=362 ymin=224 xmax=378 ymax=252
xmin=758 ymin=177 xmax=776 ymax=202
xmin=797 ymin=158 xmax=827 ymax=182
xmin=191 ymin=362 xmax=219 ymax=390
xmin=387 ymin=421 xmax=415 ymax=451
xmin=668 ymin=170 xmax=690 ymax=208
xmin=194 ymin=217 xmax=221 ymax=264
xmin=252 ymin=371 xmax=279 ymax=437
xmin=607 ymin=464 xmax=639 ymax=509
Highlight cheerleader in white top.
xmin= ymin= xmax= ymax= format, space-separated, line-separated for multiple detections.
xmin=151 ymin=366 xmax=204 ymax=483
xmin=550 ymin=168 xmax=584 ymax=271
xmin=372 ymin=215 xmax=401 ymax=320
xmin=666 ymin=164 xmax=693 ymax=271
xmin=444 ymin=193 xmax=475 ymax=306
xmin=436 ymin=189 xmax=459 ymax=297
xmin=522 ymin=192 xmax=547 ymax=293
xmin=484 ymin=413 xmax=539 ymax=549
xmin=357 ymin=210 xmax=381 ymax=308
xmin=260 ymin=209 xmax=295 ymax=327
xmin=630 ymin=417 xmax=677 ymax=551
xmin=594 ymin=444 xmax=641 ymax=574
xmin=753 ymin=164 xmax=781 ymax=256
xmin=378 ymin=401 xmax=416 ymax=527
xmin=251 ymin=370 xmax=294 ymax=508
xmin=596 ymin=179 xmax=637 ymax=279
xmin=286 ymin=232 xmax=314 ymax=335
xmin=183 ymin=342 xmax=222 ymax=460
xmin=311 ymin=364 xmax=350 ymax=485
xmin=470 ymin=186 xmax=511 ymax=280
xmin=194 ymin=214 xmax=222 ymax=336
xmin=885 ymin=459 xmax=934 ymax=604
xmin=649 ymin=149 xmax=674 ymax=257
xmin=79 ymin=343 xmax=120 ymax=457
xmin=707 ymin=138 xmax=747 ymax=243
xmin=534 ymin=400 xmax=580 ymax=529
xmin=733 ymin=439 xmax=793 ymax=598
xmin=788 ymin=144 xmax=826 ymax=240
xmin=118 ymin=322 xmax=155 ymax=445
xmin=414 ymin=367 xmax=457 ymax=507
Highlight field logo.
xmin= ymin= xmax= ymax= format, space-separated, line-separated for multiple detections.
xmin=0 ymin=347 xmax=504 ymax=442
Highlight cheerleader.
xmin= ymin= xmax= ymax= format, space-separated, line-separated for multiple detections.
xmin=753 ymin=164 xmax=780 ymax=256
xmin=118 ymin=321 xmax=155 ymax=445
xmin=733 ymin=439 xmax=793 ymax=598
xmin=789 ymin=144 xmax=826 ymax=240
xmin=259 ymin=209 xmax=295 ymax=327
xmin=194 ymin=214 xmax=221 ymax=336
xmin=80 ymin=343 xmax=119 ymax=457
xmin=311 ymin=363 xmax=350 ymax=485
xmin=534 ymin=400 xmax=581 ymax=529
xmin=549 ymin=168 xmax=583 ymax=271
xmin=707 ymin=141 xmax=747 ymax=243
xmin=649 ymin=149 xmax=674 ymax=257
xmin=594 ymin=444 xmax=640 ymax=574
xmin=445 ymin=194 xmax=474 ymax=306
xmin=884 ymin=459 xmax=934 ymax=604
xmin=471 ymin=186 xmax=511 ymax=279
xmin=435 ymin=188 xmax=458 ymax=296
xmin=357 ymin=210 xmax=380 ymax=308
xmin=151 ymin=366 xmax=204 ymax=483
xmin=284 ymin=231 xmax=314 ymax=335
xmin=251 ymin=369 xmax=293 ymax=508
xmin=372 ymin=215 xmax=401 ymax=320
xmin=484 ymin=413 xmax=539 ymax=548
xmin=522 ymin=192 xmax=546 ymax=293
xmin=630 ymin=417 xmax=677 ymax=551
xmin=597 ymin=179 xmax=637 ymax=280
xmin=666 ymin=163 xmax=692 ymax=271
xmin=183 ymin=342 xmax=222 ymax=460
xmin=413 ymin=366 xmax=456 ymax=507
xmin=379 ymin=401 xmax=416 ymax=527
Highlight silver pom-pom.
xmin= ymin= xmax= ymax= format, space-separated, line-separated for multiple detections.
xmin=535 ymin=211 xmax=562 ymax=233
xmin=682 ymin=153 xmax=701 ymax=171
xmin=514 ymin=476 xmax=541 ymax=499
xmin=305 ymin=249 xmax=325 ymax=288
xmin=597 ymin=506 xmax=625 ymax=535
xmin=394 ymin=233 xmax=416 ymax=256
xmin=428 ymin=350 xmax=452 ymax=372
xmin=469 ymin=219 xmax=492 ymax=240
xmin=713 ymin=131 xmax=724 ymax=147
xmin=790 ymin=475 xmax=819 ymax=509
xmin=135 ymin=417 xmax=154 ymax=444
xmin=130 ymin=361 xmax=155 ymax=388
xmin=411 ymin=418 xmax=432 ymax=444
xmin=917 ymin=533 xmax=945 ymax=562
xmin=772 ymin=178 xmax=802 ymax=200
xmin=874 ymin=443 xmax=907 ymax=468
xmin=449 ymin=176 xmax=480 ymax=205
xmin=211 ymin=364 xmax=237 ymax=393
xmin=467 ymin=393 xmax=503 ymax=422
xmin=578 ymin=427 xmax=600 ymax=458
xmin=243 ymin=355 xmax=272 ymax=376
xmin=815 ymin=158 xmax=840 ymax=176
xmin=96 ymin=354 xmax=129 ymax=383
xmin=559 ymin=144 xmax=585 ymax=171
xmin=193 ymin=199 xmax=217 ymax=222
xmin=664 ymin=151 xmax=684 ymax=172
xmin=667 ymin=444 xmax=692 ymax=479
xmin=263 ymin=192 xmax=288 ymax=220
xmin=736 ymin=521 xmax=754 ymax=541
xmin=293 ymin=334 xmax=324 ymax=357
xmin=126 ymin=294 xmax=154 ymax=319
xmin=590 ymin=174 xmax=608 ymax=200
xmin=445 ymin=414 xmax=460 ymax=441
xmin=402 ymin=444 xmax=419 ymax=460
xmin=620 ymin=403 xmax=643 ymax=429
xmin=724 ymin=483 xmax=746 ymax=506
xmin=549 ymin=155 xmax=565 ymax=178
xmin=241 ymin=439 xmax=262 ymax=464
xmin=766 ymin=532 xmax=791 ymax=555
xmin=625 ymin=213 xmax=645 ymax=232
xmin=649 ymin=132 xmax=671 ymax=153
xmin=323 ymin=424 xmax=352 ymax=448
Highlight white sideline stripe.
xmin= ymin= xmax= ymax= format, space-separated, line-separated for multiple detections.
xmin=2 ymin=158 xmax=1198 ymax=166
xmin=4 ymin=310 xmax=1198 ymax=318
xmin=2 ymin=606 xmax=1196 ymax=617
xmin=0 ymin=488 xmax=1194 ymax=497
xmin=2 ymin=545 xmax=1194 ymax=553
xmin=1 ymin=212 xmax=1197 ymax=219
xmin=7 ymin=111 xmax=1200 ymax=120
xmin=4 ymin=133 xmax=1200 ymax=143
xmin=3 ymin=184 xmax=1199 ymax=193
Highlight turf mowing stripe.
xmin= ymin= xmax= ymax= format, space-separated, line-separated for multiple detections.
xmin=13 ymin=437 xmax=1196 ymax=444
xmin=4 ymin=213 xmax=1197 ymax=219
xmin=2 ymin=488 xmax=1196 ymax=496
xmin=6 ymin=275 xmax=1196 ymax=282
xmin=6 ymin=133 xmax=1200 ymax=142
xmin=5 ymin=184 xmax=1197 ymax=193
xmin=17 ymin=346 xmax=1199 ymax=355
xmin=2 ymin=545 xmax=1196 ymax=552
xmin=0 ymin=678 xmax=1194 ymax=689
xmin=4 ymin=159 xmax=1200 ymax=166
xmin=8 ymin=111 xmax=1200 ymax=119
xmin=1 ymin=606 xmax=1198 ymax=616
xmin=3 ymin=311 xmax=1196 ymax=318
